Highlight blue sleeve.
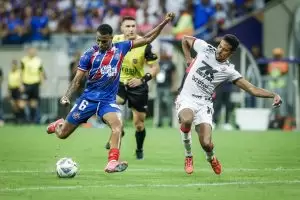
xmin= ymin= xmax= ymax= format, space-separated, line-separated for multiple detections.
xmin=78 ymin=52 xmax=91 ymax=71
xmin=42 ymin=17 xmax=49 ymax=27
xmin=119 ymin=41 xmax=133 ymax=55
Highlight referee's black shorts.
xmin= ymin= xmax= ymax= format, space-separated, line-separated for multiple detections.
xmin=23 ymin=83 xmax=40 ymax=100
xmin=117 ymin=82 xmax=148 ymax=113
xmin=10 ymin=88 xmax=21 ymax=100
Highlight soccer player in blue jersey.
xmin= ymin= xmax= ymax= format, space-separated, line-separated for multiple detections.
xmin=46 ymin=12 xmax=175 ymax=173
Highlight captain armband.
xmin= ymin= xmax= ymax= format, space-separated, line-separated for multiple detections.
xmin=141 ymin=73 xmax=152 ymax=83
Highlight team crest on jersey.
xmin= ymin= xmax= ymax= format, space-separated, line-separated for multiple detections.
xmin=72 ymin=112 xmax=80 ymax=120
xmin=220 ymin=66 xmax=226 ymax=71
xmin=133 ymin=59 xmax=138 ymax=64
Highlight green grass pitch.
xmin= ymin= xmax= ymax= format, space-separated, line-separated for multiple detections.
xmin=0 ymin=124 xmax=300 ymax=200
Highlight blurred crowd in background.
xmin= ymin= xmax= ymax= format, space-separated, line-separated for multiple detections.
xmin=0 ymin=0 xmax=266 ymax=45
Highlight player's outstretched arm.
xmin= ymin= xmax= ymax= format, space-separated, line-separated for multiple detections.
xmin=182 ymin=35 xmax=196 ymax=65
xmin=234 ymin=78 xmax=282 ymax=108
xmin=131 ymin=12 xmax=175 ymax=49
xmin=60 ymin=70 xmax=86 ymax=106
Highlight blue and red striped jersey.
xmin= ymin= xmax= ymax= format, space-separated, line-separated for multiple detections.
xmin=78 ymin=40 xmax=132 ymax=102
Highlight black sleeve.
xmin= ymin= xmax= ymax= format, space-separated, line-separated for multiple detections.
xmin=69 ymin=62 xmax=74 ymax=71
xmin=0 ymin=68 xmax=3 ymax=77
xmin=144 ymin=44 xmax=158 ymax=61
xmin=39 ymin=65 xmax=44 ymax=72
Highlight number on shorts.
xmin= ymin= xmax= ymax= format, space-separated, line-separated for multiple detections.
xmin=78 ymin=100 xmax=89 ymax=111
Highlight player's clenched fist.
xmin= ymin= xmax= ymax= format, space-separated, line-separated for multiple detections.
xmin=165 ymin=12 xmax=175 ymax=22
xmin=272 ymin=94 xmax=282 ymax=108
xmin=60 ymin=96 xmax=70 ymax=106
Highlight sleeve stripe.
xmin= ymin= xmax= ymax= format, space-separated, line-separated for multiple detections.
xmin=191 ymin=37 xmax=197 ymax=49
xmin=129 ymin=40 xmax=133 ymax=50
xmin=78 ymin=67 xmax=88 ymax=72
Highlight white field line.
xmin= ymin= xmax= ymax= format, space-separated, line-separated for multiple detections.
xmin=1 ymin=180 xmax=300 ymax=192
xmin=0 ymin=167 xmax=300 ymax=174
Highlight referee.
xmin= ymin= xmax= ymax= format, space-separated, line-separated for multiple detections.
xmin=21 ymin=47 xmax=45 ymax=123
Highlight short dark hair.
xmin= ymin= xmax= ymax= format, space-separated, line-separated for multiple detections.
xmin=121 ymin=16 xmax=136 ymax=24
xmin=97 ymin=24 xmax=113 ymax=35
xmin=223 ymin=34 xmax=240 ymax=51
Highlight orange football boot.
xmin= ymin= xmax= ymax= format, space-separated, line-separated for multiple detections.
xmin=184 ymin=156 xmax=194 ymax=174
xmin=209 ymin=156 xmax=222 ymax=175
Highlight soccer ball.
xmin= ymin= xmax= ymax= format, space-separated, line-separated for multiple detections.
xmin=56 ymin=157 xmax=78 ymax=178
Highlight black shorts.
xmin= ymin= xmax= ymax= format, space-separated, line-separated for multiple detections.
xmin=10 ymin=88 xmax=21 ymax=100
xmin=23 ymin=83 xmax=40 ymax=100
xmin=118 ymin=82 xmax=148 ymax=113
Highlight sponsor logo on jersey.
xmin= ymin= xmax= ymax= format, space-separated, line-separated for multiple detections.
xmin=192 ymin=75 xmax=210 ymax=94
xmin=122 ymin=66 xmax=138 ymax=75
xmin=101 ymin=65 xmax=117 ymax=77
xmin=195 ymin=60 xmax=218 ymax=82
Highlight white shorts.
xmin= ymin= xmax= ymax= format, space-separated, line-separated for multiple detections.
xmin=175 ymin=96 xmax=214 ymax=126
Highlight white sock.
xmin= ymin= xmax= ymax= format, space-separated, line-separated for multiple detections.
xmin=180 ymin=130 xmax=192 ymax=157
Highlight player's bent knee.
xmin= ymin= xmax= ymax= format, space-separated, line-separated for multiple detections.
xmin=135 ymin=125 xmax=145 ymax=132
xmin=180 ymin=116 xmax=193 ymax=127
xmin=134 ymin=122 xmax=145 ymax=131
xmin=179 ymin=109 xmax=194 ymax=126
xmin=111 ymin=127 xmax=122 ymax=136
xmin=133 ymin=113 xmax=145 ymax=131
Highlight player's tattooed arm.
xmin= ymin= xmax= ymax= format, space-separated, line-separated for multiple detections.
xmin=234 ymin=78 xmax=282 ymax=108
xmin=182 ymin=35 xmax=196 ymax=65
xmin=61 ymin=69 xmax=86 ymax=105
xmin=132 ymin=12 xmax=175 ymax=48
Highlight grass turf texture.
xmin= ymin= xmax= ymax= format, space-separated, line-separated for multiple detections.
xmin=0 ymin=124 xmax=299 ymax=200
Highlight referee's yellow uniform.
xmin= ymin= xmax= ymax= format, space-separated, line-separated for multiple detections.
xmin=8 ymin=68 xmax=22 ymax=99
xmin=113 ymin=34 xmax=158 ymax=112
xmin=21 ymin=55 xmax=43 ymax=100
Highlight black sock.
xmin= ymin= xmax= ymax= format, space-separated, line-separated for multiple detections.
xmin=135 ymin=129 xmax=146 ymax=151
xmin=15 ymin=109 xmax=24 ymax=123
xmin=30 ymin=107 xmax=37 ymax=122
xmin=19 ymin=109 xmax=25 ymax=123
xmin=13 ymin=111 xmax=19 ymax=123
